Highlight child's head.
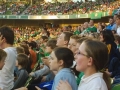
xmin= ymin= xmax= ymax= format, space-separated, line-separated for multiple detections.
xmin=76 ymin=37 xmax=89 ymax=47
xmin=76 ymin=39 xmax=110 ymax=90
xmin=56 ymin=31 xmax=73 ymax=47
xmin=68 ymin=35 xmax=80 ymax=54
xmin=76 ymin=39 xmax=108 ymax=72
xmin=21 ymin=40 xmax=29 ymax=45
xmin=45 ymin=39 xmax=57 ymax=53
xmin=114 ymin=34 xmax=120 ymax=45
xmin=28 ymin=42 xmax=35 ymax=50
xmin=40 ymin=36 xmax=48 ymax=43
xmin=88 ymin=33 xmax=99 ymax=39
xmin=20 ymin=44 xmax=30 ymax=56
xmin=16 ymin=47 xmax=24 ymax=54
xmin=16 ymin=53 xmax=29 ymax=69
xmin=49 ymin=47 xmax=74 ymax=71
xmin=74 ymin=37 xmax=88 ymax=60
xmin=100 ymin=30 xmax=115 ymax=42
xmin=0 ymin=49 xmax=7 ymax=69
xmin=0 ymin=26 xmax=14 ymax=48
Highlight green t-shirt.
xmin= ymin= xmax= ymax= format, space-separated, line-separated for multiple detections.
xmin=74 ymin=30 xmax=80 ymax=35
xmin=76 ymin=72 xmax=84 ymax=85
xmin=81 ymin=28 xmax=89 ymax=35
xmin=44 ymin=52 xmax=50 ymax=57
xmin=87 ymin=26 xmax=97 ymax=32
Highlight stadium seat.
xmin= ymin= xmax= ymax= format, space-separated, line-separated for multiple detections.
xmin=112 ymin=84 xmax=120 ymax=90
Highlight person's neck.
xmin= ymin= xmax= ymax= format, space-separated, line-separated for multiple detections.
xmin=110 ymin=23 xmax=113 ymax=25
xmin=90 ymin=25 xmax=94 ymax=27
xmin=84 ymin=67 xmax=97 ymax=78
xmin=57 ymin=67 xmax=64 ymax=72
xmin=18 ymin=65 xmax=23 ymax=70
xmin=62 ymin=45 xmax=68 ymax=48
xmin=3 ymin=43 xmax=13 ymax=49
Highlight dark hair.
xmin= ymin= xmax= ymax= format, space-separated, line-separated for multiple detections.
xmin=100 ymin=24 xmax=105 ymax=30
xmin=53 ymin=47 xmax=74 ymax=68
xmin=41 ymin=36 xmax=48 ymax=42
xmin=83 ymin=39 xmax=111 ymax=90
xmin=43 ymin=28 xmax=50 ymax=37
xmin=20 ymin=44 xmax=32 ymax=73
xmin=21 ymin=41 xmax=29 ymax=45
xmin=0 ymin=26 xmax=14 ymax=45
xmin=31 ymin=41 xmax=37 ymax=49
xmin=100 ymin=30 xmax=115 ymax=43
xmin=46 ymin=39 xmax=57 ymax=49
xmin=63 ymin=31 xmax=73 ymax=42
xmin=20 ymin=44 xmax=30 ymax=55
xmin=17 ymin=53 xmax=29 ymax=69
xmin=28 ymin=42 xmax=35 ymax=50
xmin=68 ymin=25 xmax=72 ymax=29
xmin=0 ymin=49 xmax=7 ymax=61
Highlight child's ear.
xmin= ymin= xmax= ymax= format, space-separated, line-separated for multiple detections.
xmin=87 ymin=57 xmax=93 ymax=66
xmin=58 ymin=60 xmax=64 ymax=66
xmin=3 ymin=37 xmax=6 ymax=43
xmin=64 ymin=40 xmax=68 ymax=45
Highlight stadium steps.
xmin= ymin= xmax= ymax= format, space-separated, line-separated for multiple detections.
xmin=20 ymin=5 xmax=32 ymax=15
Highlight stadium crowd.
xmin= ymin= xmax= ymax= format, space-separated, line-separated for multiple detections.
xmin=0 ymin=2 xmax=29 ymax=15
xmin=0 ymin=0 xmax=120 ymax=15
xmin=0 ymin=0 xmax=120 ymax=90
xmin=0 ymin=11 xmax=119 ymax=90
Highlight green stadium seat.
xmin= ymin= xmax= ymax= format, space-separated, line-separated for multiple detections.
xmin=112 ymin=84 xmax=120 ymax=90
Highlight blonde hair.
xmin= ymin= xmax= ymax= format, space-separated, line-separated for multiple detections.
xmin=16 ymin=47 xmax=24 ymax=54
xmin=70 ymin=35 xmax=81 ymax=41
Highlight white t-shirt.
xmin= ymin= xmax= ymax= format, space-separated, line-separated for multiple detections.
xmin=117 ymin=26 xmax=120 ymax=36
xmin=0 ymin=47 xmax=17 ymax=90
xmin=78 ymin=73 xmax=108 ymax=90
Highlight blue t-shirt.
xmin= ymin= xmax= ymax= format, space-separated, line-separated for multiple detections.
xmin=52 ymin=68 xmax=78 ymax=90
xmin=112 ymin=23 xmax=117 ymax=31
xmin=106 ymin=24 xmax=114 ymax=30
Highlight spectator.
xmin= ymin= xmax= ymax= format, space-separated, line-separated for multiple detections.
xmin=13 ymin=54 xmax=29 ymax=89
xmin=112 ymin=14 xmax=118 ymax=31
xmin=56 ymin=31 xmax=73 ymax=47
xmin=88 ymin=20 xmax=97 ymax=32
xmin=116 ymin=15 xmax=120 ymax=36
xmin=0 ymin=26 xmax=17 ymax=90
xmin=106 ymin=18 xmax=114 ymax=30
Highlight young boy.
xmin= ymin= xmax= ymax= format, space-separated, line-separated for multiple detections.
xmin=56 ymin=31 xmax=73 ymax=47
xmin=68 ymin=35 xmax=80 ymax=54
xmin=29 ymin=39 xmax=57 ymax=80
xmin=16 ymin=47 xmax=24 ymax=54
xmin=13 ymin=53 xmax=29 ymax=89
